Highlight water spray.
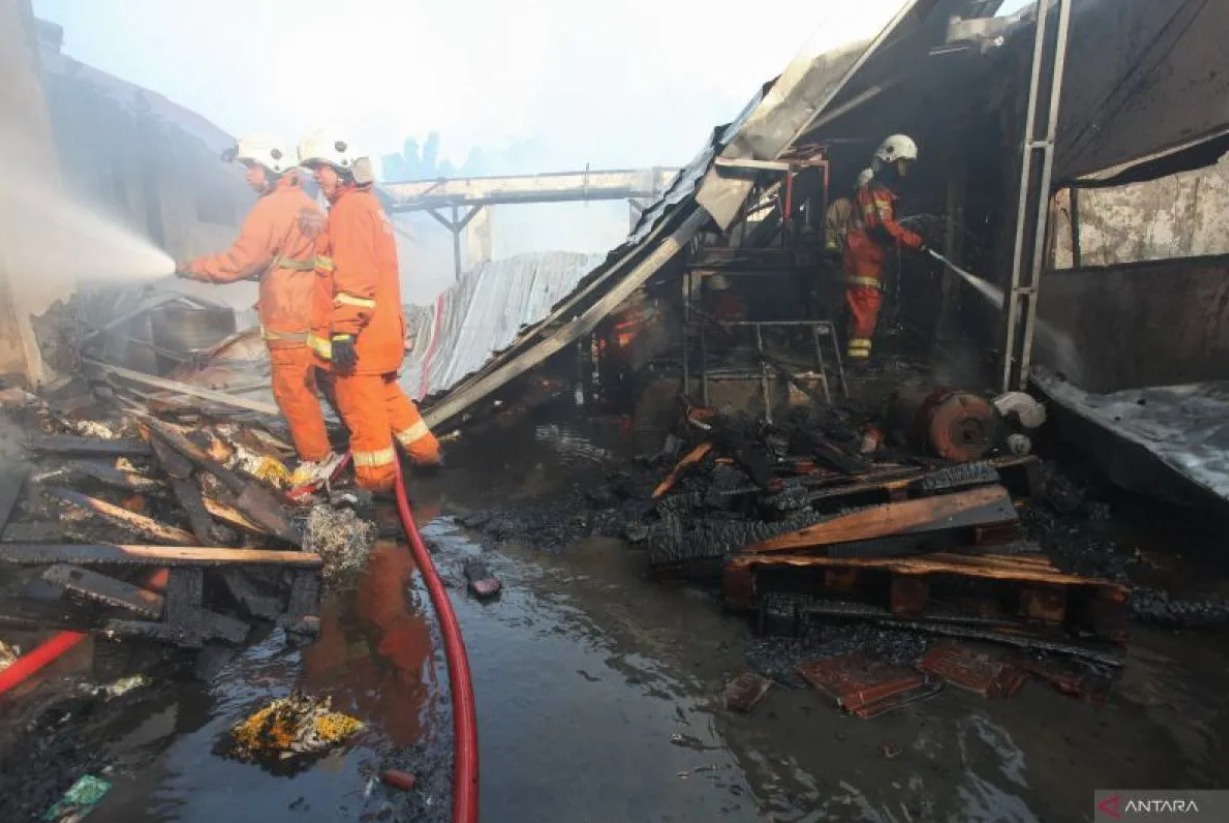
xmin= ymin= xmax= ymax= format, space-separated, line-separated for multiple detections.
xmin=926 ymin=248 xmax=1082 ymax=382
xmin=926 ymin=249 xmax=1005 ymax=309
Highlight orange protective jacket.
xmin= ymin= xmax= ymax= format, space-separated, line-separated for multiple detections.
xmin=310 ymin=185 xmax=406 ymax=374
xmin=186 ymin=175 xmax=323 ymax=348
xmin=843 ymin=180 xmax=924 ymax=285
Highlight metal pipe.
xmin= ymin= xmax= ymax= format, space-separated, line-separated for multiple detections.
xmin=1001 ymin=0 xmax=1052 ymax=392
xmin=1017 ymin=0 xmax=1073 ymax=389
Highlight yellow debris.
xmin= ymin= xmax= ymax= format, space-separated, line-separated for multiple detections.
xmin=229 ymin=691 xmax=363 ymax=761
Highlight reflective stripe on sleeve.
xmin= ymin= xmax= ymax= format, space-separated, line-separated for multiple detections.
xmin=334 ymin=292 xmax=376 ymax=310
xmin=352 ymin=447 xmax=396 ymax=468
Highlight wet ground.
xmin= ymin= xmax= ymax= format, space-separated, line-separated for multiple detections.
xmin=3 ymin=412 xmax=1229 ymax=822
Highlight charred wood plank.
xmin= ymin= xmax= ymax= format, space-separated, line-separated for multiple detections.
xmin=652 ymin=442 xmax=712 ymax=499
xmin=279 ymin=570 xmax=321 ymax=637
xmin=725 ymin=551 xmax=1124 ymax=590
xmin=0 ymin=458 xmax=29 ymax=537
xmin=150 ymin=434 xmax=194 ymax=481
xmin=0 ymin=543 xmax=322 ymax=568
xmin=24 ymin=434 xmax=152 ymax=458
xmin=144 ymin=419 xmax=299 ymax=545
xmin=43 ymin=564 xmax=165 ymax=619
xmin=169 ymin=478 xmax=218 ymax=546
xmin=220 ymin=570 xmax=283 ymax=620
xmin=796 ymin=600 xmax=1124 ymax=667
xmin=747 ymin=486 xmax=1018 ymax=554
xmin=106 ymin=612 xmax=249 ymax=646
xmin=0 ymin=597 xmax=106 ymax=632
xmin=50 ymin=487 xmax=200 ymax=545
xmin=1 ymin=522 xmax=61 ymax=543
xmin=201 ymin=496 xmax=269 ymax=536
xmin=59 ymin=461 xmax=163 ymax=494
xmin=165 ymin=567 xmax=205 ymax=646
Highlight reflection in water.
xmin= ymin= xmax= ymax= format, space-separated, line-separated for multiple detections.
xmin=302 ymin=544 xmax=438 ymax=748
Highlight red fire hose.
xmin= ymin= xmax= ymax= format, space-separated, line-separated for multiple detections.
xmin=0 ymin=630 xmax=88 ymax=697
xmin=391 ymin=456 xmax=479 ymax=823
xmin=0 ymin=455 xmax=479 ymax=821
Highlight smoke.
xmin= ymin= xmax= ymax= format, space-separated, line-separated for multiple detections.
xmin=929 ymin=250 xmax=1085 ymax=384
xmin=0 ymin=138 xmax=174 ymax=304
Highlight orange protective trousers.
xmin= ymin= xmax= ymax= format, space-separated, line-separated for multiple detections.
xmin=334 ymin=373 xmax=441 ymax=492
xmin=844 ymin=285 xmax=883 ymax=360
xmin=269 ymin=346 xmax=331 ymax=462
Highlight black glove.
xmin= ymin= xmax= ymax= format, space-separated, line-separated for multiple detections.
xmin=331 ymin=334 xmax=358 ymax=373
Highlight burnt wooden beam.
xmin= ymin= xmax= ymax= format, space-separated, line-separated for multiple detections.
xmin=279 ymin=570 xmax=322 ymax=638
xmin=1 ymin=522 xmax=60 ymax=543
xmin=165 ymin=567 xmax=205 ymax=646
xmin=201 ymin=496 xmax=269 ymax=535
xmin=747 ymin=486 xmax=1018 ymax=554
xmin=652 ymin=442 xmax=712 ymax=499
xmin=43 ymin=564 xmax=165 ymax=619
xmin=723 ymin=550 xmax=1128 ymax=613
xmin=106 ymin=611 xmax=249 ymax=646
xmin=50 ymin=487 xmax=200 ymax=545
xmin=60 ymin=461 xmax=163 ymax=494
xmin=0 ymin=597 xmax=106 ymax=632
xmin=0 ymin=458 xmax=29 ymax=537
xmin=0 ymin=543 xmax=322 ymax=568
xmin=25 ymin=434 xmax=152 ymax=458
xmin=220 ymin=570 xmax=283 ymax=620
xmin=144 ymin=419 xmax=299 ymax=545
xmin=171 ymin=479 xmax=218 ymax=545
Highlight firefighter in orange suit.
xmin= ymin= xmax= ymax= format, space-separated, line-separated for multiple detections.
xmin=176 ymin=134 xmax=343 ymax=488
xmin=297 ymin=128 xmax=442 ymax=492
xmin=842 ymin=135 xmax=928 ymax=362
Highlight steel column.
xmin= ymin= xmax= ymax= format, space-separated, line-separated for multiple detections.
xmin=1001 ymin=0 xmax=1073 ymax=392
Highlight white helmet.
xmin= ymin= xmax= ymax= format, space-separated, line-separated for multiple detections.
xmin=874 ymin=134 xmax=919 ymax=164
xmin=856 ymin=168 xmax=874 ymax=187
xmin=297 ymin=127 xmax=361 ymax=171
xmin=228 ymin=133 xmax=296 ymax=175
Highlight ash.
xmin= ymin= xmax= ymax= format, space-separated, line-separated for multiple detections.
xmin=302 ymin=505 xmax=377 ymax=585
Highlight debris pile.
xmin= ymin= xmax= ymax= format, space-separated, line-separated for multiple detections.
xmin=0 ymin=383 xmax=337 ymax=652
xmin=631 ymin=397 xmax=1132 ymax=711
xmin=226 ymin=690 xmax=364 ymax=763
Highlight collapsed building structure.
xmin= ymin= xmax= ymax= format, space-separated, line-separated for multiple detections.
xmin=410 ymin=0 xmax=1229 ymax=511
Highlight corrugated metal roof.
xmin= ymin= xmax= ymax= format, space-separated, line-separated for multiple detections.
xmin=417 ymin=4 xmax=923 ymax=427
xmin=402 ymin=251 xmax=605 ymax=400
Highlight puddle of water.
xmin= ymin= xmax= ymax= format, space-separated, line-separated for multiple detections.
xmin=12 ymin=427 xmax=1229 ymax=823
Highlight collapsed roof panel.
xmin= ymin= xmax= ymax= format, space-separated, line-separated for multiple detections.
xmin=793 ymin=0 xmax=1229 ymax=186
xmin=419 ymin=6 xmax=919 ymax=428
xmin=402 ymin=252 xmax=605 ymax=401
xmin=1057 ymin=0 xmax=1229 ymax=183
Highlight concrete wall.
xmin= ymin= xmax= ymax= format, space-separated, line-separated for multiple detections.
xmin=1053 ymin=153 xmax=1229 ymax=269
xmin=1037 ymin=254 xmax=1229 ymax=393
xmin=0 ymin=0 xmax=67 ymax=384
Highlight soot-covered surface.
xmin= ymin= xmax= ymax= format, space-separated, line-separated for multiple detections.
xmin=2 ymin=412 xmax=1229 ymax=822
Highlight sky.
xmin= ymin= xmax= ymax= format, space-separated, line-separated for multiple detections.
xmin=32 ymin=0 xmax=925 ymax=174
xmin=30 ymin=0 xmax=1026 ymax=301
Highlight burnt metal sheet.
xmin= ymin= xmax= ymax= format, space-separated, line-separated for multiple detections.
xmin=1056 ymin=0 xmax=1229 ymax=182
xmin=698 ymin=0 xmax=927 ymax=229
xmin=1034 ymin=366 xmax=1229 ymax=509
xmin=415 ymin=9 xmax=917 ymax=425
xmin=793 ymin=0 xmax=1229 ymax=185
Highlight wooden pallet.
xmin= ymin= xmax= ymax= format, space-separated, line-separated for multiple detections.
xmin=725 ymin=548 xmax=1130 ymax=644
